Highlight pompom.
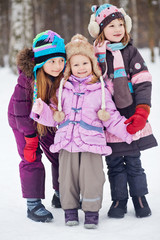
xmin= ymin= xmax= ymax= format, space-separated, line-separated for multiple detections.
xmin=53 ymin=111 xmax=65 ymax=123
xmin=97 ymin=109 xmax=110 ymax=122
xmin=88 ymin=16 xmax=100 ymax=38
xmin=91 ymin=5 xmax=97 ymax=13
xmin=71 ymin=34 xmax=88 ymax=43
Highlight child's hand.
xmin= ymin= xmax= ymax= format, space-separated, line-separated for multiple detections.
xmin=32 ymin=98 xmax=43 ymax=115
xmin=124 ymin=108 xmax=149 ymax=134
xmin=24 ymin=135 xmax=39 ymax=162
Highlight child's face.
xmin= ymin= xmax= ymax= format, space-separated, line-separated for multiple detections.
xmin=70 ymin=55 xmax=92 ymax=78
xmin=43 ymin=57 xmax=65 ymax=77
xmin=103 ymin=19 xmax=125 ymax=43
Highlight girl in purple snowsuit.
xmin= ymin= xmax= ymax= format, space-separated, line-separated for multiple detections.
xmin=8 ymin=30 xmax=66 ymax=222
xmin=31 ymin=34 xmax=133 ymax=229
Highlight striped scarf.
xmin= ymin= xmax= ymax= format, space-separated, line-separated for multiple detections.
xmin=94 ymin=41 xmax=133 ymax=109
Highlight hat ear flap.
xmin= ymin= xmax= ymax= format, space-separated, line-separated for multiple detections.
xmin=88 ymin=13 xmax=100 ymax=38
xmin=125 ymin=15 xmax=132 ymax=33
xmin=119 ymin=8 xmax=132 ymax=33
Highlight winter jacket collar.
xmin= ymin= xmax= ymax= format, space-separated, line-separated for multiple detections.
xmin=64 ymin=75 xmax=102 ymax=92
xmin=16 ymin=48 xmax=35 ymax=78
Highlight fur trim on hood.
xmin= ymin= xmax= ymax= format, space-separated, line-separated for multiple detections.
xmin=64 ymin=34 xmax=102 ymax=80
xmin=16 ymin=48 xmax=35 ymax=78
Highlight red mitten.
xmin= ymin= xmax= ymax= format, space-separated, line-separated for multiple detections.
xmin=124 ymin=106 xmax=149 ymax=134
xmin=24 ymin=136 xmax=39 ymax=162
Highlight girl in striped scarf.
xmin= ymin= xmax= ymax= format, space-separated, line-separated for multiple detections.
xmin=88 ymin=3 xmax=157 ymax=219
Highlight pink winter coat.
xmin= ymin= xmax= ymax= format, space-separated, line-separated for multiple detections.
xmin=31 ymin=76 xmax=132 ymax=156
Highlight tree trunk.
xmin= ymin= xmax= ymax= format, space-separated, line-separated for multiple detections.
xmin=98 ymin=0 xmax=108 ymax=4
xmin=9 ymin=0 xmax=34 ymax=74
xmin=130 ymin=0 xmax=138 ymax=47
xmin=23 ymin=0 xmax=34 ymax=47
xmin=59 ymin=0 xmax=70 ymax=42
xmin=148 ymin=0 xmax=155 ymax=62
xmin=0 ymin=2 xmax=4 ymax=67
xmin=74 ymin=0 xmax=81 ymax=34
xmin=0 ymin=0 xmax=10 ymax=66
xmin=33 ymin=0 xmax=42 ymax=35
xmin=119 ymin=0 xmax=128 ymax=10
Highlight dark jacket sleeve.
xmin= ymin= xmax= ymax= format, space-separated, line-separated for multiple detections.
xmin=128 ymin=45 xmax=152 ymax=107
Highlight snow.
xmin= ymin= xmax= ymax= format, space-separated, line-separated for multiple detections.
xmin=0 ymin=48 xmax=160 ymax=240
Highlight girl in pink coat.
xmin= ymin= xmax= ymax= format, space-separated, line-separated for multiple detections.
xmin=31 ymin=34 xmax=132 ymax=229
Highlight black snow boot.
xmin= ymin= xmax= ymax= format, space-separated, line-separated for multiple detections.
xmin=108 ymin=199 xmax=128 ymax=218
xmin=132 ymin=196 xmax=151 ymax=218
xmin=51 ymin=192 xmax=61 ymax=208
xmin=27 ymin=199 xmax=53 ymax=222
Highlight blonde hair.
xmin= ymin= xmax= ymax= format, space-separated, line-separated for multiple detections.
xmin=95 ymin=18 xmax=130 ymax=46
xmin=35 ymin=68 xmax=63 ymax=136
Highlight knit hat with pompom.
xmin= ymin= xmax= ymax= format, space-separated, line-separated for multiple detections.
xmin=88 ymin=3 xmax=132 ymax=38
xmin=32 ymin=30 xmax=66 ymax=103
xmin=53 ymin=34 xmax=110 ymax=123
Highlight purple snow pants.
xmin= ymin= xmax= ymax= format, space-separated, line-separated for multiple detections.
xmin=13 ymin=129 xmax=59 ymax=199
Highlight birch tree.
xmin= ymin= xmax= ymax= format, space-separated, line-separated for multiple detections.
xmin=9 ymin=0 xmax=34 ymax=74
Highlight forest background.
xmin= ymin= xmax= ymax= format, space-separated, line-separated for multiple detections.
xmin=0 ymin=0 xmax=160 ymax=73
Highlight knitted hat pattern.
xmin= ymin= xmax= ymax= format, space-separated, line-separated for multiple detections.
xmin=88 ymin=4 xmax=132 ymax=38
xmin=64 ymin=34 xmax=101 ymax=80
xmin=32 ymin=30 xmax=66 ymax=103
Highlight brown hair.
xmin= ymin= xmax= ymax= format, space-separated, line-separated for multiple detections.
xmin=95 ymin=18 xmax=130 ymax=46
xmin=35 ymin=68 xmax=63 ymax=136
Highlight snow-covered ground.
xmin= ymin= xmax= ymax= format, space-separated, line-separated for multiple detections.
xmin=0 ymin=48 xmax=160 ymax=240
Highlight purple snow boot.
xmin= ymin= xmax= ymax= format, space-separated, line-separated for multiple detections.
xmin=84 ymin=211 xmax=99 ymax=229
xmin=65 ymin=209 xmax=79 ymax=226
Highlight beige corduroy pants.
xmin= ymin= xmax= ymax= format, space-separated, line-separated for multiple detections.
xmin=58 ymin=150 xmax=105 ymax=212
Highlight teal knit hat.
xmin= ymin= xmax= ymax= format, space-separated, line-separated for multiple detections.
xmin=32 ymin=30 xmax=66 ymax=103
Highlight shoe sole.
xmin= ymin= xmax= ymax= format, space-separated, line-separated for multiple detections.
xmin=108 ymin=211 xmax=127 ymax=218
xmin=27 ymin=214 xmax=53 ymax=223
xmin=84 ymin=223 xmax=97 ymax=229
xmin=136 ymin=212 xmax=152 ymax=218
xmin=65 ymin=220 xmax=79 ymax=226
xmin=108 ymin=214 xmax=125 ymax=218
xmin=108 ymin=210 xmax=127 ymax=219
